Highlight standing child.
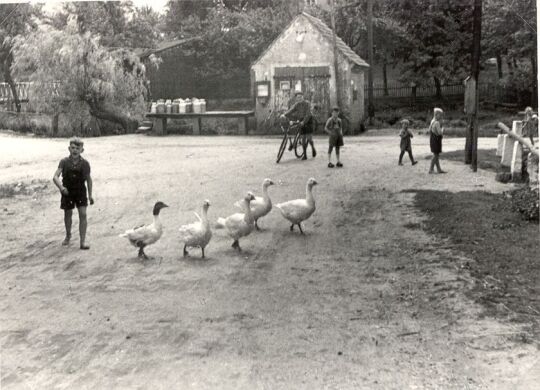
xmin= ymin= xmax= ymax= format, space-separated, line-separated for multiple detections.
xmin=398 ymin=119 xmax=418 ymax=166
xmin=521 ymin=107 xmax=537 ymax=146
xmin=53 ymin=137 xmax=94 ymax=249
xmin=325 ymin=107 xmax=344 ymax=168
xmin=428 ymin=107 xmax=447 ymax=174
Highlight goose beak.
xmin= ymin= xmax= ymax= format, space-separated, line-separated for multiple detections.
xmin=162 ymin=203 xmax=169 ymax=208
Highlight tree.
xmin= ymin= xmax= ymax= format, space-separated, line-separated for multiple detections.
xmin=0 ymin=3 xmax=38 ymax=112
xmin=163 ymin=0 xmax=214 ymax=37
xmin=124 ymin=6 xmax=163 ymax=49
xmin=482 ymin=0 xmax=536 ymax=104
xmin=12 ymin=18 xmax=150 ymax=135
xmin=170 ymin=4 xmax=290 ymax=85
xmin=389 ymin=0 xmax=473 ymax=96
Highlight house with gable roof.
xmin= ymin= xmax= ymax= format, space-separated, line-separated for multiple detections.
xmin=251 ymin=12 xmax=369 ymax=133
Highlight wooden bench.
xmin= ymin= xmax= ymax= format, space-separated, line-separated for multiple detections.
xmin=146 ymin=111 xmax=255 ymax=135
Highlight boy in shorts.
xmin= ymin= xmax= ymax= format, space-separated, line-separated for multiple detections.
xmin=325 ymin=107 xmax=344 ymax=168
xmin=53 ymin=137 xmax=94 ymax=249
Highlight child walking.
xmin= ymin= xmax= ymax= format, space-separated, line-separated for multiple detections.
xmin=325 ymin=107 xmax=344 ymax=168
xmin=398 ymin=119 xmax=418 ymax=166
xmin=428 ymin=107 xmax=447 ymax=174
xmin=53 ymin=137 xmax=94 ymax=249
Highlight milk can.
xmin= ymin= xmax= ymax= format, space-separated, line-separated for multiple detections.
xmin=185 ymin=98 xmax=192 ymax=113
xmin=191 ymin=98 xmax=201 ymax=114
xmin=171 ymin=99 xmax=179 ymax=114
xmin=150 ymin=102 xmax=157 ymax=114
xmin=199 ymin=99 xmax=206 ymax=113
xmin=179 ymin=99 xmax=187 ymax=113
xmin=156 ymin=99 xmax=165 ymax=114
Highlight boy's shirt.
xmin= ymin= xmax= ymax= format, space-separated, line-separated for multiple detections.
xmin=522 ymin=118 xmax=537 ymax=137
xmin=399 ymin=128 xmax=413 ymax=139
xmin=59 ymin=157 xmax=91 ymax=195
xmin=325 ymin=117 xmax=342 ymax=137
xmin=284 ymin=100 xmax=312 ymax=124
xmin=429 ymin=119 xmax=443 ymax=136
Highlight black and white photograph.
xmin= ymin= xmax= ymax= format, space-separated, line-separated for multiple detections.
xmin=0 ymin=0 xmax=538 ymax=388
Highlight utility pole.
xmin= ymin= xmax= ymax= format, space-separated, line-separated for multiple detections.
xmin=330 ymin=0 xmax=342 ymax=109
xmin=470 ymin=0 xmax=482 ymax=172
xmin=367 ymin=0 xmax=374 ymax=124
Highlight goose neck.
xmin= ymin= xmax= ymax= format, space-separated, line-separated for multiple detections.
xmin=244 ymin=200 xmax=254 ymax=221
xmin=306 ymin=185 xmax=315 ymax=205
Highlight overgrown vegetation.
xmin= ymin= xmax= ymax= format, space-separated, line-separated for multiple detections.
xmin=507 ymin=186 xmax=539 ymax=221
xmin=411 ymin=189 xmax=539 ymax=337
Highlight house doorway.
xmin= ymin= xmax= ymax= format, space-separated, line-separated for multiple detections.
xmin=273 ymin=66 xmax=331 ymax=131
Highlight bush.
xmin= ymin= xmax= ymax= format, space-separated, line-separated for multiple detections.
xmin=507 ymin=186 xmax=539 ymax=221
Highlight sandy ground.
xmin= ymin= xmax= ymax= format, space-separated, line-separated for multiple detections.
xmin=0 ymin=131 xmax=538 ymax=389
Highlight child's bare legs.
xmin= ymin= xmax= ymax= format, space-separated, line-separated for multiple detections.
xmin=63 ymin=209 xmax=73 ymax=245
xmin=336 ymin=146 xmax=342 ymax=167
xmin=399 ymin=150 xmax=405 ymax=165
xmin=301 ymin=135 xmax=308 ymax=160
xmin=308 ymin=139 xmax=317 ymax=157
xmin=328 ymin=145 xmax=334 ymax=167
xmin=78 ymin=206 xmax=89 ymax=249
xmin=429 ymin=153 xmax=445 ymax=173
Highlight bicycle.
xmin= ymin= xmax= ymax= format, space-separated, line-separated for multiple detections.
xmin=276 ymin=121 xmax=306 ymax=163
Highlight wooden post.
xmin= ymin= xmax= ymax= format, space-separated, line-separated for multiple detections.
xmin=330 ymin=0 xmax=342 ymax=109
xmin=470 ymin=0 xmax=483 ymax=172
xmin=367 ymin=0 xmax=374 ymax=124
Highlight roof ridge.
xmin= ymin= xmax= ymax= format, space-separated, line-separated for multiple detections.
xmin=301 ymin=12 xmax=369 ymax=68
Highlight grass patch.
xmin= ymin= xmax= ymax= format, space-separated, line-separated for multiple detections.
xmin=368 ymin=108 xmax=519 ymax=138
xmin=410 ymin=189 xmax=539 ymax=336
xmin=0 ymin=180 xmax=50 ymax=199
xmin=435 ymin=148 xmax=507 ymax=173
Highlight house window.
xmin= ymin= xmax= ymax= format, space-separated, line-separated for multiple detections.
xmin=294 ymin=80 xmax=302 ymax=93
xmin=280 ymin=81 xmax=291 ymax=91
xmin=305 ymin=0 xmax=317 ymax=5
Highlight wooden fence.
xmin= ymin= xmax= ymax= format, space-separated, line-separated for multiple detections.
xmin=0 ymin=82 xmax=63 ymax=111
xmin=0 ymin=82 xmax=31 ymax=104
xmin=364 ymin=81 xmax=520 ymax=107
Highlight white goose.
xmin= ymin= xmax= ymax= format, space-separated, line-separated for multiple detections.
xmin=119 ymin=201 xmax=168 ymax=259
xmin=234 ymin=178 xmax=274 ymax=230
xmin=276 ymin=178 xmax=318 ymax=234
xmin=216 ymin=192 xmax=256 ymax=251
xmin=178 ymin=200 xmax=212 ymax=258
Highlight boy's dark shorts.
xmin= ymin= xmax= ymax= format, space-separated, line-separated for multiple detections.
xmin=61 ymin=193 xmax=88 ymax=210
xmin=329 ymin=134 xmax=344 ymax=148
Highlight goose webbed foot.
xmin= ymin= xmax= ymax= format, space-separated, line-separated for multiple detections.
xmin=232 ymin=240 xmax=241 ymax=252
xmin=138 ymin=245 xmax=149 ymax=260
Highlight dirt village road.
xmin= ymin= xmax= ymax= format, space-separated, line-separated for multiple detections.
xmin=0 ymin=132 xmax=538 ymax=389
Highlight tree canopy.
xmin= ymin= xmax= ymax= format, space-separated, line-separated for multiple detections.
xmin=12 ymin=18 xmax=150 ymax=134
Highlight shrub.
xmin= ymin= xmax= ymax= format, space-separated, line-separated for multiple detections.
xmin=507 ymin=186 xmax=539 ymax=221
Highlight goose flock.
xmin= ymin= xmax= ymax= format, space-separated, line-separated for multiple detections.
xmin=119 ymin=177 xmax=318 ymax=259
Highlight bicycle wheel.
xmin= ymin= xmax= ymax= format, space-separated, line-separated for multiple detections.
xmin=294 ymin=130 xmax=305 ymax=158
xmin=276 ymin=133 xmax=288 ymax=163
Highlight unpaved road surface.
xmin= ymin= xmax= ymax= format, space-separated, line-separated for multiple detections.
xmin=1 ymin=132 xmax=538 ymax=389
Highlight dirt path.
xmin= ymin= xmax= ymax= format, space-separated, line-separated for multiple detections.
xmin=1 ymin=132 xmax=538 ymax=389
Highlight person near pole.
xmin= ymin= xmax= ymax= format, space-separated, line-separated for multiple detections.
xmin=428 ymin=107 xmax=447 ymax=174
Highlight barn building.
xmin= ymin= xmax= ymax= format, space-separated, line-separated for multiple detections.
xmin=251 ymin=12 xmax=369 ymax=132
